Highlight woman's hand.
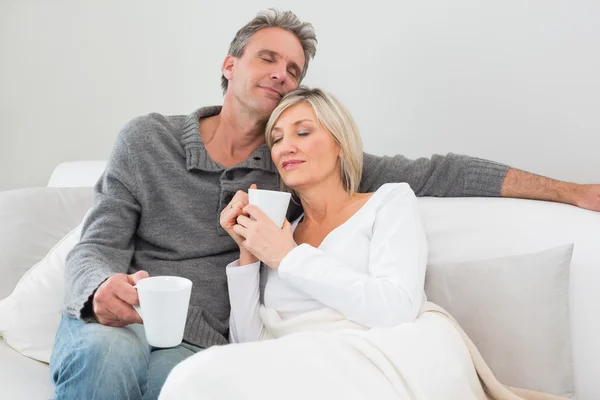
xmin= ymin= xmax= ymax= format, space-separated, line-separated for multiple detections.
xmin=233 ymin=204 xmax=296 ymax=269
xmin=220 ymin=185 xmax=259 ymax=264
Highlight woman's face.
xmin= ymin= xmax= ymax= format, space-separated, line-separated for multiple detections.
xmin=270 ymin=102 xmax=341 ymax=192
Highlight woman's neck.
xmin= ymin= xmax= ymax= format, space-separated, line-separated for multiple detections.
xmin=298 ymin=181 xmax=354 ymax=225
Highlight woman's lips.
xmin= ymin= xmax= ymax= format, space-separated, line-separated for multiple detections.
xmin=282 ymin=160 xmax=305 ymax=170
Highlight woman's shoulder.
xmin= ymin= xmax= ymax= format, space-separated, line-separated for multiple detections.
xmin=371 ymin=183 xmax=416 ymax=204
xmin=367 ymin=183 xmax=420 ymax=226
xmin=357 ymin=183 xmax=416 ymax=218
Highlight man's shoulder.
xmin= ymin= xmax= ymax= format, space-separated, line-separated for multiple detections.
xmin=119 ymin=112 xmax=189 ymax=143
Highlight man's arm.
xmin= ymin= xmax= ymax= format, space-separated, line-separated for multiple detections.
xmin=361 ymin=152 xmax=600 ymax=212
xmin=62 ymin=124 xmax=142 ymax=322
xmin=360 ymin=152 xmax=509 ymax=197
xmin=501 ymin=168 xmax=600 ymax=212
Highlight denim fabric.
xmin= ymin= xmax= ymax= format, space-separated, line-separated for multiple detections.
xmin=50 ymin=316 xmax=202 ymax=400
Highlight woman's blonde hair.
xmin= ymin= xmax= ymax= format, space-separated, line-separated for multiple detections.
xmin=265 ymin=87 xmax=363 ymax=196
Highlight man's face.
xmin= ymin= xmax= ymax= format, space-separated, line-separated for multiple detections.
xmin=222 ymin=27 xmax=306 ymax=119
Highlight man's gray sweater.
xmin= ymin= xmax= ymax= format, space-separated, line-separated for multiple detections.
xmin=62 ymin=106 xmax=509 ymax=349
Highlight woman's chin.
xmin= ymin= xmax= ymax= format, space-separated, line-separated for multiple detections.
xmin=281 ymin=179 xmax=306 ymax=192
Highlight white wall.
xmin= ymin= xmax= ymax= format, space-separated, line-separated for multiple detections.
xmin=1 ymin=0 xmax=598 ymax=190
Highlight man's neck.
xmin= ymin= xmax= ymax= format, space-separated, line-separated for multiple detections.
xmin=200 ymin=99 xmax=268 ymax=167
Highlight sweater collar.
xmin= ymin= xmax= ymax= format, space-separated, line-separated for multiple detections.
xmin=180 ymin=106 xmax=277 ymax=174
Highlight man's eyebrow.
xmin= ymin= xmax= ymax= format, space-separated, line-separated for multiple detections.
xmin=258 ymin=49 xmax=278 ymax=58
xmin=258 ymin=49 xmax=302 ymax=76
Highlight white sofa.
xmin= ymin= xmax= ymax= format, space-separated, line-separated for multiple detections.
xmin=1 ymin=161 xmax=599 ymax=399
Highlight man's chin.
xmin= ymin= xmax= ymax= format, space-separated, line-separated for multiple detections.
xmin=257 ymin=101 xmax=280 ymax=117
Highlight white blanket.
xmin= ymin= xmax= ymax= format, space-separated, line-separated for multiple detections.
xmin=160 ymin=303 xmax=566 ymax=400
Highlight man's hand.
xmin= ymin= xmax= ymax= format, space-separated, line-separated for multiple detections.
xmin=573 ymin=184 xmax=600 ymax=212
xmin=501 ymin=168 xmax=600 ymax=212
xmin=92 ymin=270 xmax=149 ymax=327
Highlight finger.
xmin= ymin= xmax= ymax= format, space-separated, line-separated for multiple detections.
xmin=282 ymin=219 xmax=292 ymax=231
xmin=128 ymin=270 xmax=149 ymax=285
xmin=233 ymin=224 xmax=248 ymax=238
xmin=231 ymin=190 xmax=250 ymax=203
xmin=95 ymin=312 xmax=122 ymax=327
xmin=222 ymin=202 xmax=245 ymax=228
xmin=127 ymin=306 xmax=143 ymax=324
xmin=249 ymin=183 xmax=257 ymax=190
xmin=230 ymin=201 xmax=245 ymax=212
xmin=224 ymin=200 xmax=246 ymax=217
xmin=243 ymin=204 xmax=267 ymax=220
xmin=113 ymin=278 xmax=142 ymax=307
xmin=94 ymin=302 xmax=130 ymax=327
xmin=236 ymin=214 xmax=254 ymax=227
xmin=105 ymin=293 xmax=142 ymax=324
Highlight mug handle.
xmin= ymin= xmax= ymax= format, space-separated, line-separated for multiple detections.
xmin=132 ymin=284 xmax=143 ymax=320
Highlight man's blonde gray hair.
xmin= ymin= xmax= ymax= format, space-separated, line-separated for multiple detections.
xmin=221 ymin=9 xmax=317 ymax=94
xmin=265 ymin=87 xmax=364 ymax=196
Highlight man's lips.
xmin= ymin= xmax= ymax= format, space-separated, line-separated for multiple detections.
xmin=282 ymin=160 xmax=305 ymax=169
xmin=260 ymin=86 xmax=282 ymax=98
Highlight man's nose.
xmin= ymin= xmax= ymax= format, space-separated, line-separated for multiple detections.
xmin=270 ymin=63 xmax=287 ymax=83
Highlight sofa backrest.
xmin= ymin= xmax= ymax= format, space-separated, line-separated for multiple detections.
xmin=419 ymin=197 xmax=600 ymax=399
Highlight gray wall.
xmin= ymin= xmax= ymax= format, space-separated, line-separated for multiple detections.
xmin=1 ymin=0 xmax=598 ymax=190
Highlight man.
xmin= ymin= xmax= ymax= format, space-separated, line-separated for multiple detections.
xmin=49 ymin=8 xmax=600 ymax=400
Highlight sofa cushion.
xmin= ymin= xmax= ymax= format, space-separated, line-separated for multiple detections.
xmin=425 ymin=244 xmax=574 ymax=397
xmin=0 ymin=222 xmax=85 ymax=362
xmin=0 ymin=339 xmax=54 ymax=399
xmin=0 ymin=187 xmax=93 ymax=300
xmin=418 ymin=197 xmax=600 ymax=399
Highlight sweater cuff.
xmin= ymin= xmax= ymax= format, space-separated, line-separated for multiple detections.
xmin=464 ymin=158 xmax=510 ymax=197
xmin=61 ymin=269 xmax=115 ymax=322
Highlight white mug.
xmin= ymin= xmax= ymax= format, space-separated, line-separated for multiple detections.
xmin=248 ymin=189 xmax=292 ymax=228
xmin=134 ymin=276 xmax=192 ymax=348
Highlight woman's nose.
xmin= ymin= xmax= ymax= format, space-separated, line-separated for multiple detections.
xmin=279 ymin=137 xmax=297 ymax=155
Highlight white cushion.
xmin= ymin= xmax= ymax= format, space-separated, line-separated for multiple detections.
xmin=0 ymin=187 xmax=93 ymax=300
xmin=426 ymin=244 xmax=574 ymax=397
xmin=47 ymin=161 xmax=107 ymax=188
xmin=0 ymin=222 xmax=84 ymax=362
xmin=0 ymin=339 xmax=54 ymax=399
xmin=418 ymin=197 xmax=600 ymax=400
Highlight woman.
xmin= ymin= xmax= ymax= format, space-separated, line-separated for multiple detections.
xmin=160 ymin=89 xmax=565 ymax=400
xmin=222 ymin=87 xmax=428 ymax=343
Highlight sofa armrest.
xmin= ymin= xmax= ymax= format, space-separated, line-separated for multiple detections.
xmin=47 ymin=161 xmax=107 ymax=188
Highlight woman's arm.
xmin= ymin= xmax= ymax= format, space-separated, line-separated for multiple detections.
xmin=277 ymin=184 xmax=428 ymax=328
xmin=226 ymin=260 xmax=268 ymax=343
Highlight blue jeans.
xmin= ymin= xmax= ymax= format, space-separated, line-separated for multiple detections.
xmin=49 ymin=315 xmax=202 ymax=400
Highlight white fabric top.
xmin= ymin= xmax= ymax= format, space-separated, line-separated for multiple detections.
xmin=226 ymin=183 xmax=428 ymax=343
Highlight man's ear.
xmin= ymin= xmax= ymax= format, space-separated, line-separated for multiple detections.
xmin=222 ymin=55 xmax=235 ymax=81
